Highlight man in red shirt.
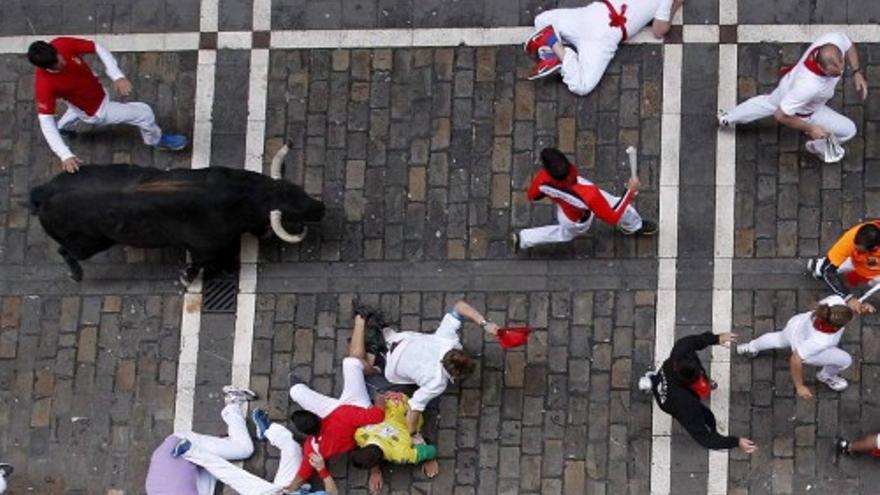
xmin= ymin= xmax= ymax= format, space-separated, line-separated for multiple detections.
xmin=28 ymin=37 xmax=188 ymax=173
xmin=512 ymin=147 xmax=657 ymax=251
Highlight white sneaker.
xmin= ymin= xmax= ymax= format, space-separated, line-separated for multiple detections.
xmin=736 ymin=343 xmax=756 ymax=357
xmin=716 ymin=110 xmax=731 ymax=128
xmin=223 ymin=385 xmax=257 ymax=404
xmin=638 ymin=371 xmax=655 ymax=393
xmin=816 ymin=371 xmax=848 ymax=392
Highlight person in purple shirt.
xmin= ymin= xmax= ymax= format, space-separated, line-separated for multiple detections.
xmin=145 ymin=385 xmax=257 ymax=495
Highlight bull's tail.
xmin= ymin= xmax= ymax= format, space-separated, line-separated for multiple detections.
xmin=27 ymin=185 xmax=51 ymax=214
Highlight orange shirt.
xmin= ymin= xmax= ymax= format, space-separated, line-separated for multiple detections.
xmin=826 ymin=221 xmax=880 ymax=279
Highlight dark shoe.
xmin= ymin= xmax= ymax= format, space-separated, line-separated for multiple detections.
xmin=0 ymin=463 xmax=13 ymax=477
xmin=156 ymin=133 xmax=188 ymax=151
xmin=179 ymin=265 xmax=201 ymax=286
xmin=171 ymin=438 xmax=192 ymax=457
xmin=510 ymin=232 xmax=520 ymax=254
xmin=251 ymin=408 xmax=271 ymax=441
xmin=621 ymin=220 xmax=658 ymax=236
xmin=288 ymin=371 xmax=303 ymax=390
xmin=59 ymin=129 xmax=78 ymax=140
xmin=528 ymin=49 xmax=562 ymax=80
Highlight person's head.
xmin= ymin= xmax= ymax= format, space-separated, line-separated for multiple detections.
xmin=539 ymin=148 xmax=573 ymax=181
xmin=441 ymin=349 xmax=476 ymax=381
xmin=854 ymin=223 xmax=880 ymax=252
xmin=349 ymin=444 xmax=384 ymax=469
xmin=291 ymin=410 xmax=321 ymax=436
xmin=672 ymin=355 xmax=702 ymax=385
xmin=816 ymin=43 xmax=845 ymax=77
xmin=27 ymin=41 xmax=61 ymax=70
xmin=814 ymin=303 xmax=853 ymax=329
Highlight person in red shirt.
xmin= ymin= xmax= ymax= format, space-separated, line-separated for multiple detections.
xmin=512 ymin=147 xmax=657 ymax=251
xmin=28 ymin=37 xmax=188 ymax=173
xmin=276 ymin=313 xmax=388 ymax=492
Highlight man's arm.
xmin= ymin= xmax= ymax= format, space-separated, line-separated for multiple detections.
xmin=845 ymin=44 xmax=869 ymax=101
xmin=452 ymin=300 xmax=499 ymax=335
xmin=93 ymin=43 xmax=125 ymax=81
xmin=652 ymin=0 xmax=684 ymax=38
xmin=773 ymin=109 xmax=827 ymax=139
xmin=789 ymin=352 xmax=814 ymax=399
xmin=669 ymin=332 xmax=720 ymax=360
xmin=38 ymin=114 xmax=81 ymax=172
xmin=283 ymin=475 xmax=305 ymax=493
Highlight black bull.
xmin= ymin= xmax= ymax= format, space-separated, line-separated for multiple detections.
xmin=27 ymin=160 xmax=325 ymax=283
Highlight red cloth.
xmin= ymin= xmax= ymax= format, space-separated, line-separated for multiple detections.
xmin=526 ymin=165 xmax=635 ymax=225
xmin=296 ymin=404 xmax=384 ymax=480
xmin=498 ymin=327 xmax=531 ymax=349
xmin=812 ymin=318 xmax=841 ymax=334
xmin=778 ymin=47 xmax=828 ymax=80
xmin=602 ymin=0 xmax=629 ymax=42
xmin=871 ymin=448 xmax=880 ymax=457
xmin=34 ymin=37 xmax=105 ymax=116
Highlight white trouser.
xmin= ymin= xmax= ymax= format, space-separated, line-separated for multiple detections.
xmin=184 ymin=424 xmax=301 ymax=495
xmin=725 ymin=87 xmax=857 ymax=156
xmin=748 ymin=329 xmax=852 ymax=377
xmin=289 ymin=357 xmax=372 ymax=417
xmin=175 ymin=403 xmax=255 ymax=495
xmin=534 ymin=5 xmax=620 ymax=96
xmin=0 ymin=469 xmax=6 ymax=494
xmin=519 ymin=194 xmax=642 ymax=249
xmin=58 ymin=96 xmax=162 ymax=145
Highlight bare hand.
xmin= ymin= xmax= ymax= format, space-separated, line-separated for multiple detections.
xmin=308 ymin=452 xmax=326 ymax=470
xmin=807 ymin=126 xmax=829 ymax=140
xmin=627 ymin=176 xmax=641 ymax=193
xmin=738 ymin=438 xmax=758 ymax=454
xmin=368 ymin=468 xmax=384 ymax=495
xmin=796 ymin=385 xmax=814 ymax=400
xmin=61 ymin=156 xmax=82 ymax=173
xmin=113 ymin=78 xmax=133 ymax=97
xmin=373 ymin=393 xmax=388 ymax=409
xmin=484 ymin=322 xmax=499 ymax=336
xmin=854 ymin=72 xmax=869 ymax=101
xmin=421 ymin=458 xmax=439 ymax=478
xmin=717 ymin=333 xmax=737 ymax=348
xmin=846 ymin=298 xmax=875 ymax=314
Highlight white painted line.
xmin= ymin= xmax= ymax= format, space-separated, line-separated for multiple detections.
xmin=683 ymin=25 xmax=719 ymax=43
xmin=719 ymin=0 xmax=738 ymax=25
xmin=707 ymin=42 xmax=738 ymax=495
xmin=173 ymin=279 xmax=203 ymax=433
xmin=252 ymin=0 xmax=272 ymax=32
xmin=651 ymin=43 xmax=682 ymax=495
xmin=218 ymin=31 xmax=253 ymax=50
xmin=191 ymin=50 xmax=216 ymax=170
xmin=200 ymin=0 xmax=219 ymax=33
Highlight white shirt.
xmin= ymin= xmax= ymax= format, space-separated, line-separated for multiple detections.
xmin=607 ymin=0 xmax=675 ymax=33
xmin=778 ymin=32 xmax=852 ymax=117
xmin=785 ymin=295 xmax=847 ymax=363
xmin=382 ymin=312 xmax=463 ymax=412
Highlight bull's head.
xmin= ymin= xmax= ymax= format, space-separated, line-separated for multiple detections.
xmin=268 ymin=143 xmax=324 ymax=243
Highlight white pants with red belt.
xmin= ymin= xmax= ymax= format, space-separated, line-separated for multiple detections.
xmin=172 ymin=403 xmax=256 ymax=495
xmin=725 ymin=87 xmax=857 ymax=157
xmin=746 ymin=328 xmax=852 ymax=378
xmin=518 ymin=192 xmax=642 ymax=249
xmin=184 ymin=424 xmax=302 ymax=495
xmin=534 ymin=5 xmax=621 ymax=96
xmin=289 ymin=357 xmax=373 ymax=417
xmin=58 ymin=95 xmax=163 ymax=146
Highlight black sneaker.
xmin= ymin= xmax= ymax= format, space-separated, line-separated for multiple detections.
xmin=510 ymin=232 xmax=520 ymax=254
xmin=59 ymin=129 xmax=78 ymax=140
xmin=620 ymin=220 xmax=658 ymax=236
xmin=0 ymin=463 xmax=13 ymax=477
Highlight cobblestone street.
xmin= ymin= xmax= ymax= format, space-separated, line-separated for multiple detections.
xmin=2 ymin=1 xmax=880 ymax=494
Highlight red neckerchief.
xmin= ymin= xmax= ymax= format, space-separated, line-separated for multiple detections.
xmin=602 ymin=0 xmax=629 ymax=42
xmin=779 ymin=47 xmax=828 ymax=79
xmin=812 ymin=318 xmax=840 ymax=334
xmin=688 ymin=374 xmax=712 ymax=400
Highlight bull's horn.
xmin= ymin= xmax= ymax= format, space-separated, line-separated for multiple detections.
xmin=269 ymin=141 xmax=291 ymax=179
xmin=270 ymin=210 xmax=307 ymax=244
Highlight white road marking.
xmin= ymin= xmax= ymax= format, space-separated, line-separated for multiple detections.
xmin=650 ymin=43 xmax=682 ymax=495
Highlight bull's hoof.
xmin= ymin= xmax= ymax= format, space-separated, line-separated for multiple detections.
xmin=67 ymin=264 xmax=83 ymax=282
xmin=179 ymin=266 xmax=201 ymax=287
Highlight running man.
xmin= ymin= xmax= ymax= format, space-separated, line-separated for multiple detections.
xmin=807 ymin=220 xmax=880 ymax=314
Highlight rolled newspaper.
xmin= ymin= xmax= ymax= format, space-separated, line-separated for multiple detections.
xmin=625 ymin=146 xmax=638 ymax=178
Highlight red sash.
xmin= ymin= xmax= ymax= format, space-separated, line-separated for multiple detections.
xmin=813 ymin=318 xmax=840 ymax=335
xmin=778 ymin=47 xmax=828 ymax=79
xmin=689 ymin=375 xmax=713 ymax=400
xmin=602 ymin=0 xmax=629 ymax=42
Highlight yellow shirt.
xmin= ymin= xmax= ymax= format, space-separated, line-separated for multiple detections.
xmin=354 ymin=393 xmax=437 ymax=464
